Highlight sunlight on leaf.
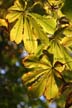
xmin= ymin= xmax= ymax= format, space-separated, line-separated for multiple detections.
xmin=23 ymin=18 xmax=37 ymax=54
xmin=10 ymin=15 xmax=23 ymax=43
xmin=6 ymin=0 xmax=52 ymax=53
xmin=6 ymin=0 xmax=24 ymax=23
xmin=48 ymin=39 xmax=72 ymax=70
xmin=29 ymin=13 xmax=56 ymax=34
xmin=0 ymin=19 xmax=8 ymax=27
xmin=22 ymin=52 xmax=65 ymax=100
xmin=60 ymin=37 xmax=72 ymax=47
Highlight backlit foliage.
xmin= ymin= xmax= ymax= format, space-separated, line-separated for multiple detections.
xmin=0 ymin=0 xmax=72 ymax=108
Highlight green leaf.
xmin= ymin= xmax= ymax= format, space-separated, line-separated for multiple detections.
xmin=61 ymin=0 xmax=72 ymax=19
xmin=48 ymin=39 xmax=72 ymax=70
xmin=63 ymin=69 xmax=72 ymax=82
xmin=22 ymin=53 xmax=64 ymax=100
xmin=28 ymin=16 xmax=49 ymax=45
xmin=29 ymin=13 xmax=56 ymax=34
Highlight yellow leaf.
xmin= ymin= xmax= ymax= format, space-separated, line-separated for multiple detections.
xmin=6 ymin=12 xmax=22 ymax=23
xmin=60 ymin=37 xmax=72 ymax=47
xmin=0 ymin=19 xmax=8 ymax=27
xmin=10 ymin=15 xmax=23 ymax=44
xmin=22 ymin=53 xmax=64 ymax=100
xmin=23 ymin=18 xmax=37 ymax=54
xmin=44 ymin=74 xmax=58 ymax=100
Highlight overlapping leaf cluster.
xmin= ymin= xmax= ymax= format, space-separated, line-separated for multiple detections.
xmin=5 ymin=0 xmax=56 ymax=54
xmin=1 ymin=0 xmax=72 ymax=107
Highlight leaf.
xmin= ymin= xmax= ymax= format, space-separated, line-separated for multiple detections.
xmin=63 ymin=69 xmax=72 ymax=82
xmin=54 ymin=61 xmax=65 ymax=73
xmin=48 ymin=39 xmax=72 ymax=70
xmin=28 ymin=16 xmax=49 ymax=45
xmin=56 ymin=84 xmax=72 ymax=108
xmin=43 ymin=74 xmax=59 ymax=100
xmin=60 ymin=37 xmax=72 ymax=47
xmin=6 ymin=0 xmax=25 ymax=44
xmin=63 ymin=26 xmax=72 ymax=37
xmin=23 ymin=18 xmax=37 ymax=54
xmin=6 ymin=0 xmax=50 ymax=53
xmin=61 ymin=0 xmax=72 ymax=19
xmin=0 ymin=19 xmax=8 ymax=27
xmin=42 ymin=50 xmax=53 ymax=65
xmin=29 ymin=13 xmax=56 ymax=34
xmin=6 ymin=0 xmax=24 ymax=23
xmin=6 ymin=12 xmax=22 ymax=23
xmin=10 ymin=15 xmax=23 ymax=44
xmin=22 ymin=52 xmax=64 ymax=100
